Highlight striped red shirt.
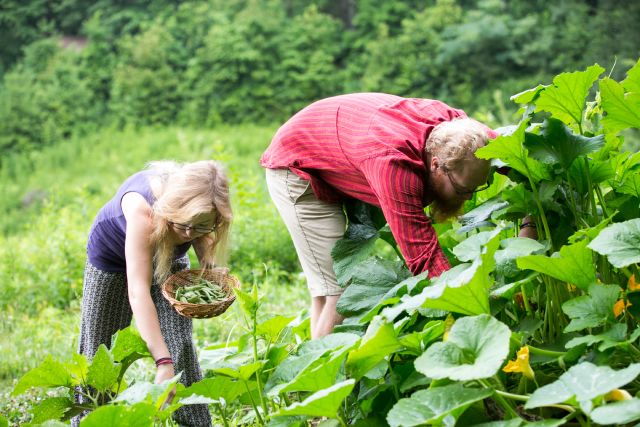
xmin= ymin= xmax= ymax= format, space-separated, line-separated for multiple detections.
xmin=261 ymin=93 xmax=470 ymax=278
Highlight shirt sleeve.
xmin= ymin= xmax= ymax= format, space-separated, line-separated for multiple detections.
xmin=359 ymin=155 xmax=450 ymax=278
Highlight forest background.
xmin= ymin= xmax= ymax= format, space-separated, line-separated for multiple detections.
xmin=1 ymin=0 xmax=639 ymax=422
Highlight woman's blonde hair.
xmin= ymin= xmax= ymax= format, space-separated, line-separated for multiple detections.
xmin=147 ymin=160 xmax=232 ymax=283
xmin=424 ymin=118 xmax=490 ymax=171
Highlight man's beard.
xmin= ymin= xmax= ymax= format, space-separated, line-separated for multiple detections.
xmin=430 ymin=197 xmax=464 ymax=223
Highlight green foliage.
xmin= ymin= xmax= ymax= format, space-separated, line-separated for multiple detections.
xmin=110 ymin=23 xmax=181 ymax=126
xmin=415 ymin=314 xmax=511 ymax=381
xmin=386 ymin=383 xmax=494 ymax=427
xmin=0 ymin=39 xmax=96 ymax=153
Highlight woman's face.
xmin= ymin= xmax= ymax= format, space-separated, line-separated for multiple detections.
xmin=169 ymin=212 xmax=217 ymax=244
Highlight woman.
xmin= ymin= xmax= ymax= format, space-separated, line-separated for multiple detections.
xmin=73 ymin=160 xmax=232 ymax=426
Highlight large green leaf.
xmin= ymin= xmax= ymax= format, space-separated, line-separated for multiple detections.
xmin=80 ymin=403 xmax=156 ymax=427
xmin=561 ymin=284 xmax=620 ymax=333
xmin=565 ymin=323 xmax=628 ymax=351
xmin=414 ymin=314 xmax=511 ymax=381
xmin=473 ymin=420 xmax=565 ymax=427
xmin=499 ymin=184 xmax=536 ymax=218
xmin=265 ymin=333 xmax=359 ymax=393
xmin=526 ymin=118 xmax=604 ymax=170
xmin=386 ymin=384 xmax=494 ymax=427
xmin=525 ymin=362 xmax=640 ymax=414
xmin=420 ymin=229 xmax=501 ymax=315
xmin=12 ymin=355 xmax=72 ymax=396
xmin=618 ymin=173 xmax=640 ymax=198
xmin=517 ymin=239 xmax=596 ymax=290
xmin=234 ymin=284 xmax=259 ymax=318
xmin=511 ymin=84 xmax=548 ymax=105
xmin=382 ymin=231 xmax=500 ymax=319
xmin=588 ymin=218 xmax=640 ymax=268
xmin=30 ymin=397 xmax=73 ymax=424
xmin=475 ymin=120 xmax=551 ymax=183
xmin=177 ymin=376 xmax=246 ymax=403
xmin=274 ymin=380 xmax=355 ymax=418
xmin=87 ymin=345 xmax=120 ymax=392
xmin=622 ymin=59 xmax=640 ymax=93
xmin=276 ymin=344 xmax=353 ymax=395
xmin=332 ymin=222 xmax=380 ymax=286
xmin=256 ymin=315 xmax=296 ymax=342
xmin=534 ymin=64 xmax=604 ymax=127
xmin=494 ymin=238 xmax=545 ymax=279
xmin=452 ymin=229 xmax=501 ymax=262
xmin=399 ymin=321 xmax=446 ymax=355
xmin=346 ymin=316 xmax=402 ymax=380
xmin=336 ymin=257 xmax=409 ymax=316
xmin=600 ymin=78 xmax=640 ymax=134
xmin=358 ymin=272 xmax=430 ymax=323
xmin=113 ymin=374 xmax=182 ymax=407
xmin=458 ymin=197 xmax=509 ymax=233
xmin=212 ymin=360 xmax=263 ymax=381
xmin=110 ymin=326 xmax=150 ymax=362
xmin=590 ymin=398 xmax=640 ymax=425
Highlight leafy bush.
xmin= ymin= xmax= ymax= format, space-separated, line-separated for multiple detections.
xmin=0 ymin=39 xmax=96 ymax=153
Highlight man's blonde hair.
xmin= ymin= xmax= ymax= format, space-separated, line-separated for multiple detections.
xmin=424 ymin=118 xmax=490 ymax=171
xmin=147 ymin=160 xmax=232 ymax=283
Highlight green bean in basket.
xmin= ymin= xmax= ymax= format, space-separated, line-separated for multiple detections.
xmin=174 ymin=278 xmax=227 ymax=304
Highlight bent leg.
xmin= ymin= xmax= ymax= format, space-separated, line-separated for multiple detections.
xmin=266 ymin=168 xmax=346 ymax=338
xmin=72 ymin=261 xmax=132 ymax=426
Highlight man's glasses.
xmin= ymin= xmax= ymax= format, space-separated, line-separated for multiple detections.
xmin=168 ymin=221 xmax=216 ymax=234
xmin=445 ymin=170 xmax=490 ymax=196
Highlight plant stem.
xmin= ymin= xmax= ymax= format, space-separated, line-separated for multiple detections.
xmin=244 ymin=380 xmax=265 ymax=426
xmin=520 ymin=282 xmax=533 ymax=317
xmin=527 ymin=344 xmax=567 ymax=358
xmin=564 ymin=172 xmax=581 ymax=226
xmin=494 ymin=390 xmax=576 ymax=413
xmin=584 ymin=158 xmax=599 ymax=225
xmin=594 ymin=185 xmax=609 ymax=218
xmin=479 ymin=379 xmax=519 ymax=419
xmin=251 ymin=314 xmax=269 ymax=419
xmin=216 ymin=404 xmax=230 ymax=427
xmin=527 ymin=176 xmax=553 ymax=249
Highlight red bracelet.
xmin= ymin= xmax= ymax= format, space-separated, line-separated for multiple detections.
xmin=155 ymin=357 xmax=173 ymax=367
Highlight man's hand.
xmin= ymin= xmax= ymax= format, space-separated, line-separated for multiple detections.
xmin=518 ymin=225 xmax=538 ymax=240
xmin=518 ymin=216 xmax=538 ymax=240
xmin=155 ymin=363 xmax=176 ymax=406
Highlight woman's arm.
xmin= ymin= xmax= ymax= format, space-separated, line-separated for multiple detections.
xmin=121 ymin=192 xmax=174 ymax=380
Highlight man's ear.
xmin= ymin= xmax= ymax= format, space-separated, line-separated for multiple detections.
xmin=430 ymin=156 xmax=440 ymax=173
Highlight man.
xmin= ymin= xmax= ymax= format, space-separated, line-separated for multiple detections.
xmin=261 ymin=93 xmax=497 ymax=338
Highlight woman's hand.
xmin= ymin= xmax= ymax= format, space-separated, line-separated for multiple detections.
xmin=155 ymin=363 xmax=177 ymax=406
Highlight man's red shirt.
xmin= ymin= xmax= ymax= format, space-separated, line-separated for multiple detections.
xmin=261 ymin=93 xmax=471 ymax=278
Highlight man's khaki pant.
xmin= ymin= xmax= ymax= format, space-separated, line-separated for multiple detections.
xmin=265 ymin=168 xmax=346 ymax=296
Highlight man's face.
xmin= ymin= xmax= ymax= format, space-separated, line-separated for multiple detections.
xmin=428 ymin=158 xmax=490 ymax=222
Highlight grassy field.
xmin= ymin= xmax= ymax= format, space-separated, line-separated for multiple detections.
xmin=0 ymin=125 xmax=309 ymax=423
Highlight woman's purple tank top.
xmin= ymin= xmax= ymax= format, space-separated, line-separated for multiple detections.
xmin=86 ymin=170 xmax=191 ymax=272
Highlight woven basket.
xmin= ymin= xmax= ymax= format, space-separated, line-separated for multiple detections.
xmin=161 ymin=269 xmax=239 ymax=319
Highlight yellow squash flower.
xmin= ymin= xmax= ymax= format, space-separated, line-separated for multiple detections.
xmin=628 ymin=275 xmax=639 ymax=291
xmin=614 ymin=299 xmax=631 ymax=317
xmin=503 ymin=346 xmax=535 ymax=380
xmin=605 ymin=389 xmax=632 ymax=401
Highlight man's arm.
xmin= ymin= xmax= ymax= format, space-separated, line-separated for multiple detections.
xmin=360 ymin=156 xmax=450 ymax=277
